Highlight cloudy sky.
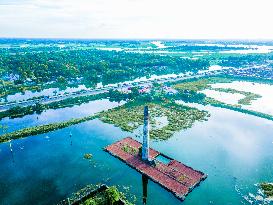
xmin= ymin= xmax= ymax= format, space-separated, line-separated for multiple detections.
xmin=0 ymin=0 xmax=272 ymax=39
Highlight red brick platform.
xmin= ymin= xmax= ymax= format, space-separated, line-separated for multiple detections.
xmin=104 ymin=137 xmax=207 ymax=201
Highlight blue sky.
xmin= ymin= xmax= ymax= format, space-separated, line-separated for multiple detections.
xmin=0 ymin=0 xmax=272 ymax=39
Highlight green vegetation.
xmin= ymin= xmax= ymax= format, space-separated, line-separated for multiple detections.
xmin=121 ymin=144 xmax=139 ymax=155
xmin=260 ymin=183 xmax=273 ymax=198
xmin=172 ymin=76 xmax=273 ymax=122
xmin=81 ymin=186 xmax=133 ymax=205
xmin=99 ymin=101 xmax=209 ymax=140
xmin=0 ymin=48 xmax=209 ymax=98
xmin=0 ymin=82 xmax=209 ymax=142
xmin=65 ymin=184 xmax=133 ymax=205
xmin=174 ymin=77 xmax=262 ymax=106
xmin=0 ymin=92 xmax=107 ymax=120
xmin=219 ymin=53 xmax=273 ymax=68
xmin=212 ymin=88 xmax=262 ymax=105
xmin=1 ymin=76 xmax=271 ymax=143
xmin=0 ymin=115 xmax=97 ymax=143
xmin=173 ymin=77 xmax=233 ymax=92
xmin=174 ymin=78 xmax=212 ymax=92
xmin=84 ymin=153 xmax=93 ymax=159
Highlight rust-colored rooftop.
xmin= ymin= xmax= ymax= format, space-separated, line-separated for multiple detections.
xmin=105 ymin=137 xmax=207 ymax=201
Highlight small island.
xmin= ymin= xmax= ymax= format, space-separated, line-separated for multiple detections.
xmin=260 ymin=183 xmax=273 ymax=198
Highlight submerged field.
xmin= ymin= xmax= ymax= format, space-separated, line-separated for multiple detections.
xmin=99 ymin=101 xmax=209 ymax=140
xmin=173 ymin=76 xmax=273 ymax=121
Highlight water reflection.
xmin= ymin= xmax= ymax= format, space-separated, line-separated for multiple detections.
xmin=142 ymin=174 xmax=148 ymax=205
xmin=9 ymin=140 xmax=15 ymax=163
xmin=69 ymin=132 xmax=73 ymax=146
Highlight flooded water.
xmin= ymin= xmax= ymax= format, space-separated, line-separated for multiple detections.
xmin=201 ymin=89 xmax=245 ymax=105
xmin=211 ymin=81 xmax=273 ymax=115
xmin=3 ymin=85 xmax=90 ymax=103
xmin=0 ymin=99 xmax=122 ymax=135
xmin=0 ymin=99 xmax=273 ymax=204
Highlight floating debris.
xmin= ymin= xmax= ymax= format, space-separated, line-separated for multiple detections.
xmin=84 ymin=153 xmax=93 ymax=159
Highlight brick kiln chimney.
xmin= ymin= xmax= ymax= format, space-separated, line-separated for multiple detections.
xmin=142 ymin=106 xmax=150 ymax=161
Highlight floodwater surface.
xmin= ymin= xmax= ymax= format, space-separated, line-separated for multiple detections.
xmin=0 ymin=100 xmax=273 ymax=204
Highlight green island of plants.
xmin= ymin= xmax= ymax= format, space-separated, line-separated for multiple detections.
xmin=260 ymin=183 xmax=273 ymax=198
xmin=2 ymin=75 xmax=272 ymax=144
xmin=173 ymin=76 xmax=262 ymax=106
xmin=82 ymin=186 xmax=133 ymax=205
xmin=63 ymin=184 xmax=134 ymax=205
xmin=84 ymin=153 xmax=93 ymax=159
xmin=212 ymin=87 xmax=261 ymax=105
xmin=98 ymin=101 xmax=209 ymax=141
xmin=172 ymin=76 xmax=273 ymax=121
xmin=0 ymin=85 xmax=210 ymax=142
xmin=0 ymin=114 xmax=97 ymax=143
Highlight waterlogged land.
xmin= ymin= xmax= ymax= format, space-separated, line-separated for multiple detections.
xmin=1 ymin=39 xmax=273 ymax=205
xmin=60 ymin=184 xmax=134 ymax=205
xmin=0 ymin=96 xmax=209 ymax=142
xmin=99 ymin=101 xmax=209 ymax=140
xmin=0 ymin=114 xmax=97 ymax=143
xmin=173 ymin=76 xmax=273 ymax=120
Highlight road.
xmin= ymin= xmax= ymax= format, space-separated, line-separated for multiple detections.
xmin=0 ymin=71 xmax=218 ymax=112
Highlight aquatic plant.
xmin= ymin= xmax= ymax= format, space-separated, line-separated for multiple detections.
xmin=84 ymin=153 xmax=93 ymax=159
xmin=98 ymin=101 xmax=209 ymax=141
xmin=212 ymin=87 xmax=261 ymax=105
xmin=121 ymin=144 xmax=138 ymax=155
xmin=62 ymin=184 xmax=134 ymax=205
xmin=0 ymin=114 xmax=97 ymax=143
xmin=173 ymin=76 xmax=273 ymax=122
xmin=260 ymin=183 xmax=273 ymax=197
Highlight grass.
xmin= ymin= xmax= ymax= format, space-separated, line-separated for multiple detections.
xmin=1 ymin=75 xmax=271 ymax=143
xmin=173 ymin=77 xmax=234 ymax=92
xmin=0 ymin=94 xmax=209 ymax=143
xmin=121 ymin=144 xmax=139 ymax=155
xmin=0 ymin=114 xmax=97 ymax=143
xmin=260 ymin=183 xmax=273 ymax=198
xmin=172 ymin=76 xmax=273 ymax=122
xmin=173 ymin=79 xmax=211 ymax=92
xmin=212 ymin=87 xmax=261 ymax=105
xmin=84 ymin=153 xmax=93 ymax=159
xmin=177 ymin=174 xmax=188 ymax=183
xmin=174 ymin=77 xmax=261 ymax=106
xmin=63 ymin=184 xmax=134 ymax=205
xmin=98 ymin=101 xmax=209 ymax=141
xmin=82 ymin=186 xmax=133 ymax=205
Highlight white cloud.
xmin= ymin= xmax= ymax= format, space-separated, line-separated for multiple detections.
xmin=0 ymin=0 xmax=272 ymax=39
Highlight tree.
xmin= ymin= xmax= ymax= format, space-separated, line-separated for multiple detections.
xmin=57 ymin=76 xmax=67 ymax=85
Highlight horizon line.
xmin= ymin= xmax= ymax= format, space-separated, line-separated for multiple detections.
xmin=1 ymin=37 xmax=273 ymax=41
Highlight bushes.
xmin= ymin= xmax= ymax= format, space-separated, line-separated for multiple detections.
xmin=260 ymin=183 xmax=273 ymax=197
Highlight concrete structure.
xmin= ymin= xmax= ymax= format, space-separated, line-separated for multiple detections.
xmin=104 ymin=106 xmax=207 ymax=201
xmin=105 ymin=137 xmax=207 ymax=201
xmin=142 ymin=106 xmax=150 ymax=161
